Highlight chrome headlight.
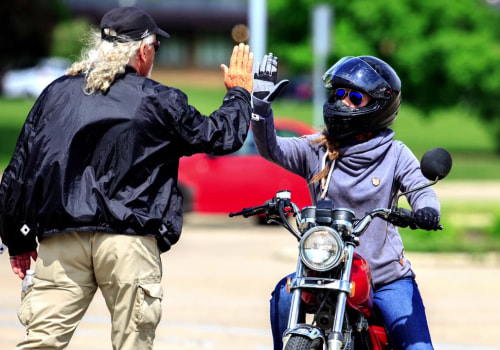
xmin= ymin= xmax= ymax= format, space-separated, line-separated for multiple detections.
xmin=299 ymin=226 xmax=344 ymax=271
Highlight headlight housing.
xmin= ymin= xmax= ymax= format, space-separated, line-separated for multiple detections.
xmin=299 ymin=226 xmax=344 ymax=271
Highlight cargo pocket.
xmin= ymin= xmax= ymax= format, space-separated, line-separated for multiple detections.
xmin=18 ymin=283 xmax=34 ymax=326
xmin=133 ymin=283 xmax=163 ymax=331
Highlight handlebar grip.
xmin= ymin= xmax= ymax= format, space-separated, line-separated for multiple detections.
xmin=389 ymin=208 xmax=443 ymax=231
xmin=398 ymin=208 xmax=414 ymax=219
xmin=388 ymin=208 xmax=416 ymax=228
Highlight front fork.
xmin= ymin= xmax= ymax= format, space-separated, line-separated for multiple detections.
xmin=287 ymin=258 xmax=305 ymax=328
xmin=328 ymin=244 xmax=354 ymax=349
xmin=285 ymin=259 xmax=326 ymax=347
xmin=285 ymin=244 xmax=355 ymax=350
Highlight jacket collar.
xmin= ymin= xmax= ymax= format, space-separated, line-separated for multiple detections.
xmin=125 ymin=65 xmax=138 ymax=74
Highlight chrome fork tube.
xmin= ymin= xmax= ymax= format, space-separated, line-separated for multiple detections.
xmin=328 ymin=245 xmax=354 ymax=350
xmin=287 ymin=258 xmax=305 ymax=328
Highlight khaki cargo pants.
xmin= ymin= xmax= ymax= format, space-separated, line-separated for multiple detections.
xmin=17 ymin=231 xmax=163 ymax=350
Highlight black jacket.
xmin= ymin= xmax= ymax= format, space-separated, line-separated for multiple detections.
xmin=0 ymin=67 xmax=251 ymax=255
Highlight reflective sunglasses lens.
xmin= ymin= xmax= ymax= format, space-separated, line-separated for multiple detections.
xmin=335 ymin=88 xmax=347 ymax=100
xmin=349 ymin=91 xmax=363 ymax=106
xmin=152 ymin=42 xmax=160 ymax=52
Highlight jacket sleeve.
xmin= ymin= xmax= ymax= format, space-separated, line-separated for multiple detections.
xmin=157 ymin=86 xmax=252 ymax=156
xmin=394 ymin=142 xmax=441 ymax=214
xmin=0 ymin=95 xmax=43 ymax=255
xmin=251 ymin=111 xmax=316 ymax=179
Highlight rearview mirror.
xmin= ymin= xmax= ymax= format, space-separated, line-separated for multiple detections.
xmin=420 ymin=148 xmax=452 ymax=181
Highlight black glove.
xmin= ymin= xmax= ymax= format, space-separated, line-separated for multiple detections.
xmin=252 ymin=53 xmax=289 ymax=116
xmin=414 ymin=207 xmax=440 ymax=230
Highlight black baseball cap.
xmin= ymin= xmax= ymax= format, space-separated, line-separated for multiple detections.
xmin=100 ymin=7 xmax=170 ymax=43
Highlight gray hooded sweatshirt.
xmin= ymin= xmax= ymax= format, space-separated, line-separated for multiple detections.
xmin=251 ymin=114 xmax=440 ymax=287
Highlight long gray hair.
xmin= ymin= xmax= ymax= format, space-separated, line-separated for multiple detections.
xmin=66 ymin=28 xmax=155 ymax=95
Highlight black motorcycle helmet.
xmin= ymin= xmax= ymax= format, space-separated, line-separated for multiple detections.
xmin=322 ymin=56 xmax=401 ymax=139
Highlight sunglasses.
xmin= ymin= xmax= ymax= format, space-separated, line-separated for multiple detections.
xmin=334 ymin=88 xmax=364 ymax=106
xmin=151 ymin=41 xmax=160 ymax=53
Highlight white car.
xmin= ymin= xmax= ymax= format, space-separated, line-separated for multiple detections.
xmin=1 ymin=57 xmax=70 ymax=98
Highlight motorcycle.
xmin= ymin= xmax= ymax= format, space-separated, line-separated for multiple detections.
xmin=229 ymin=148 xmax=452 ymax=350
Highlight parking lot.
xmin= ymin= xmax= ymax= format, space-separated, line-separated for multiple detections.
xmin=0 ymin=214 xmax=499 ymax=349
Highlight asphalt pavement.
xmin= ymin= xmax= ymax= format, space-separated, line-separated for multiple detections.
xmin=0 ymin=216 xmax=499 ymax=350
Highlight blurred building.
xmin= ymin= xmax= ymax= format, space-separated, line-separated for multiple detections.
xmin=65 ymin=0 xmax=248 ymax=68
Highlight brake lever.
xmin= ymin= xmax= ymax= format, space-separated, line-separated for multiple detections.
xmin=229 ymin=205 xmax=266 ymax=218
xmin=229 ymin=199 xmax=276 ymax=218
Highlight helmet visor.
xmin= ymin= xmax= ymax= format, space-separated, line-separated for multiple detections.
xmin=322 ymin=57 xmax=392 ymax=99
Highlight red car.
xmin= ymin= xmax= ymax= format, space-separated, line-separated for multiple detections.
xmin=178 ymin=117 xmax=317 ymax=214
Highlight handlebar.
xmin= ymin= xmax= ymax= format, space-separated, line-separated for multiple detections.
xmin=229 ymin=195 xmax=442 ymax=234
xmin=229 ymin=193 xmax=293 ymax=219
xmin=359 ymin=207 xmax=442 ymax=232
xmin=229 ymin=195 xmax=303 ymax=239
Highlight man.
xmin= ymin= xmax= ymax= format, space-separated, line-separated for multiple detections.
xmin=0 ymin=6 xmax=253 ymax=349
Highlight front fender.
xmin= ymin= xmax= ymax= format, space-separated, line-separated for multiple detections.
xmin=283 ymin=324 xmax=325 ymax=347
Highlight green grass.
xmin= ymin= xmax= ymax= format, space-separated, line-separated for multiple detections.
xmin=0 ymin=98 xmax=34 ymax=166
xmin=400 ymin=201 xmax=500 ymax=253
xmin=392 ymin=105 xmax=500 ymax=180
xmin=1 ymin=88 xmax=500 ymax=253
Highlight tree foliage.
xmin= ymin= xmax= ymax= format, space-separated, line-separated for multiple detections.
xmin=267 ymin=0 xmax=500 ymax=149
xmin=0 ymin=0 xmax=67 ymax=69
xmin=51 ymin=18 xmax=92 ymax=61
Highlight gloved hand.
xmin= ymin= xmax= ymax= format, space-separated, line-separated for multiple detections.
xmin=252 ymin=53 xmax=289 ymax=116
xmin=415 ymin=207 xmax=440 ymax=230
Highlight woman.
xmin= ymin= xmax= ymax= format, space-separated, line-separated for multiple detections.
xmin=251 ymin=54 xmax=439 ymax=350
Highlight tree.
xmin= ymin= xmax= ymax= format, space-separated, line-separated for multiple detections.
xmin=267 ymin=0 xmax=500 ymax=150
xmin=0 ymin=0 xmax=67 ymax=70
xmin=51 ymin=18 xmax=91 ymax=61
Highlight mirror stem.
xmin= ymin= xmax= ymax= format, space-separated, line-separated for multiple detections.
xmin=392 ymin=177 xmax=439 ymax=209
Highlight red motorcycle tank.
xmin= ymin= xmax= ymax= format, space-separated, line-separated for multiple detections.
xmin=347 ymin=252 xmax=373 ymax=317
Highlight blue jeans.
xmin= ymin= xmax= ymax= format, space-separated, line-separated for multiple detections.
xmin=270 ymin=274 xmax=433 ymax=350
